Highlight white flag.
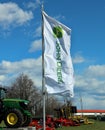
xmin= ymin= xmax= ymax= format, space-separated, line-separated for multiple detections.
xmin=43 ymin=11 xmax=74 ymax=97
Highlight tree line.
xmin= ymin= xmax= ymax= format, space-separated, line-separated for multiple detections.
xmin=1 ymin=73 xmax=64 ymax=117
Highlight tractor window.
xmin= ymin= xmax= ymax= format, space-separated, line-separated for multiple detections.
xmin=0 ymin=89 xmax=6 ymax=99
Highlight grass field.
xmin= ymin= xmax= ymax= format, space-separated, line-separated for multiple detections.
xmin=0 ymin=120 xmax=105 ymax=130
xmin=57 ymin=120 xmax=105 ymax=130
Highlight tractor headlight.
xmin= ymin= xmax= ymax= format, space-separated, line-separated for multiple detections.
xmin=24 ymin=102 xmax=28 ymax=105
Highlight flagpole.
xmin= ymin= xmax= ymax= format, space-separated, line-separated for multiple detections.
xmin=41 ymin=4 xmax=46 ymax=130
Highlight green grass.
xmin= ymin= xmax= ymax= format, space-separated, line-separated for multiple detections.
xmin=57 ymin=120 xmax=105 ymax=130
xmin=0 ymin=120 xmax=105 ymax=130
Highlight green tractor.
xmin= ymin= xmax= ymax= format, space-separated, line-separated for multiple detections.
xmin=0 ymin=87 xmax=32 ymax=128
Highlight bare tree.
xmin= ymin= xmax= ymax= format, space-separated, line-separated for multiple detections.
xmin=6 ymin=73 xmax=66 ymax=117
xmin=7 ymin=73 xmax=42 ymax=115
xmin=7 ymin=74 xmax=33 ymax=99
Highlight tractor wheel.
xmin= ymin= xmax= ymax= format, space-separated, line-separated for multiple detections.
xmin=22 ymin=115 xmax=32 ymax=127
xmin=4 ymin=109 xmax=23 ymax=128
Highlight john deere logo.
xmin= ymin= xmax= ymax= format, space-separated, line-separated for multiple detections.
xmin=53 ymin=26 xmax=63 ymax=38
xmin=52 ymin=26 xmax=64 ymax=84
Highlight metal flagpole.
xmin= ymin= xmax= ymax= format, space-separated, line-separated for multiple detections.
xmin=41 ymin=4 xmax=46 ymax=130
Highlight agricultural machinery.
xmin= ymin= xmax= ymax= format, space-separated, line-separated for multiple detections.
xmin=0 ymin=87 xmax=32 ymax=128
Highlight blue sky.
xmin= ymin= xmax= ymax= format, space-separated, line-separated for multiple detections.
xmin=0 ymin=0 xmax=105 ymax=110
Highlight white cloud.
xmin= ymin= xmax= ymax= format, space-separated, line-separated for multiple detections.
xmin=34 ymin=26 xmax=41 ymax=37
xmin=0 ymin=54 xmax=105 ymax=109
xmin=26 ymin=0 xmax=41 ymax=10
xmin=27 ymin=2 xmax=37 ymax=9
xmin=74 ymin=90 xmax=105 ymax=110
xmin=75 ymin=68 xmax=105 ymax=93
xmin=54 ymin=15 xmax=65 ymax=21
xmin=0 ymin=2 xmax=33 ymax=29
xmin=0 ymin=58 xmax=42 ymax=87
xmin=75 ymin=75 xmax=105 ymax=89
xmin=73 ymin=53 xmax=85 ymax=64
xmin=75 ymin=75 xmax=89 ymax=88
xmin=82 ymin=96 xmax=105 ymax=109
xmin=86 ymin=65 xmax=105 ymax=77
xmin=29 ymin=39 xmax=42 ymax=52
xmin=0 ymin=75 xmax=6 ymax=84
xmin=74 ymin=64 xmax=105 ymax=109
xmin=3 ymin=58 xmax=41 ymax=71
